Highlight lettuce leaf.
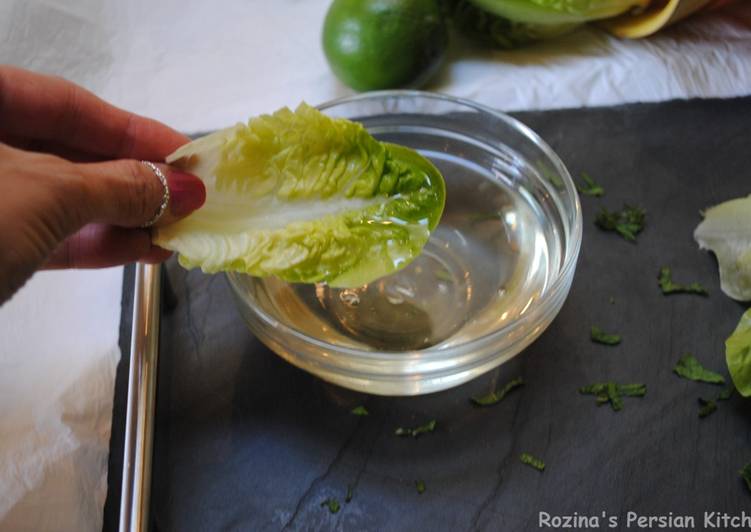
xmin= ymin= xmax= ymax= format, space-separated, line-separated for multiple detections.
xmin=153 ymin=103 xmax=445 ymax=287
xmin=694 ymin=194 xmax=751 ymax=302
xmin=726 ymin=308 xmax=751 ymax=397
xmin=468 ymin=0 xmax=648 ymax=25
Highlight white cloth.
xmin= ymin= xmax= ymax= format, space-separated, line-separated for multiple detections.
xmin=0 ymin=1 xmax=750 ymax=530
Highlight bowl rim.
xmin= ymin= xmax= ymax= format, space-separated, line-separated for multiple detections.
xmin=227 ymin=90 xmax=583 ymax=362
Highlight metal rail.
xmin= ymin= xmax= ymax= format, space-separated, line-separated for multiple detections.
xmin=119 ymin=263 xmax=161 ymax=532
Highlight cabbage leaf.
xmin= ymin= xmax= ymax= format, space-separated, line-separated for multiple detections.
xmin=469 ymin=0 xmax=648 ymax=25
xmin=154 ymin=103 xmax=445 ymax=287
xmin=446 ymin=0 xmax=579 ymax=49
xmin=694 ymin=194 xmax=751 ymax=302
xmin=726 ymin=308 xmax=751 ymax=397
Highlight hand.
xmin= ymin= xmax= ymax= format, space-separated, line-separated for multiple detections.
xmin=0 ymin=66 xmax=206 ymax=304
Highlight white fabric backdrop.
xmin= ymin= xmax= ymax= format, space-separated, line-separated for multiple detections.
xmin=1 ymin=0 xmax=750 ymax=530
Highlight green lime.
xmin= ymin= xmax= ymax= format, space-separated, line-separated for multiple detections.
xmin=322 ymin=0 xmax=449 ymax=92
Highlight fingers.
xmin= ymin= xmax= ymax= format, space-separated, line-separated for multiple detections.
xmin=0 ymin=65 xmax=189 ymax=160
xmin=44 ymin=224 xmax=173 ymax=269
xmin=75 ymin=159 xmax=206 ymax=228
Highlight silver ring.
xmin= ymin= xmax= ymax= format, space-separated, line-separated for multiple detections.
xmin=140 ymin=161 xmax=170 ymax=228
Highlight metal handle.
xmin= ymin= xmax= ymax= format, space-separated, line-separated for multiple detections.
xmin=119 ymin=263 xmax=161 ymax=532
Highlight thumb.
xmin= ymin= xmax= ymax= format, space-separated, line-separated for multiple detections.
xmin=75 ymin=159 xmax=205 ymax=227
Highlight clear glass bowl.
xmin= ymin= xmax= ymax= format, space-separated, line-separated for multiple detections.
xmin=227 ymin=91 xmax=582 ymax=395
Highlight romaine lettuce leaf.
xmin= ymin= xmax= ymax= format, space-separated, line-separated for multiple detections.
xmin=694 ymin=194 xmax=751 ymax=302
xmin=153 ymin=103 xmax=445 ymax=287
xmin=726 ymin=308 xmax=751 ymax=397
xmin=469 ymin=0 xmax=648 ymax=25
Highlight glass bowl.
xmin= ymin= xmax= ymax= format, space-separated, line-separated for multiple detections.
xmin=227 ymin=91 xmax=582 ymax=395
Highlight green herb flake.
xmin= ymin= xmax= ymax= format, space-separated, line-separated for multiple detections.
xmin=618 ymin=383 xmax=648 ymax=397
xmin=697 ymin=397 xmax=718 ymax=418
xmin=740 ymin=462 xmax=751 ymax=493
xmin=590 ymin=326 xmax=621 ymax=346
xmin=321 ymin=498 xmax=340 ymax=514
xmin=609 ymin=296 xmax=616 ymax=305
xmin=658 ymin=267 xmax=709 ymax=296
xmin=395 ymin=419 xmax=437 ymax=438
xmin=470 ymin=377 xmax=525 ymax=407
xmin=520 ymin=453 xmax=545 ymax=472
xmin=579 ymin=382 xmax=646 ymax=411
xmin=718 ymin=384 xmax=735 ymax=401
xmin=415 ymin=480 xmax=426 ymax=494
xmin=726 ymin=308 xmax=751 ymax=398
xmin=351 ymin=406 xmax=369 ymax=416
xmin=673 ymin=354 xmax=724 ymax=384
xmin=345 ymin=485 xmax=353 ymax=503
xmin=577 ymin=172 xmax=604 ymax=197
xmin=595 ymin=204 xmax=646 ymax=242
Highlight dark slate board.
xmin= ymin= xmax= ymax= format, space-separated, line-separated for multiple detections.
xmin=105 ymin=97 xmax=751 ymax=532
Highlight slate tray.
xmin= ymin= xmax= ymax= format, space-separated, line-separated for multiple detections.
xmin=104 ymin=96 xmax=751 ymax=532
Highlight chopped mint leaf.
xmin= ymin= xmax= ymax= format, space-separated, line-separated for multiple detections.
xmin=577 ymin=172 xmax=604 ymax=197
xmin=595 ymin=204 xmax=646 ymax=242
xmin=740 ymin=462 xmax=751 ymax=493
xmin=395 ymin=419 xmax=437 ymax=438
xmin=470 ymin=377 xmax=524 ymax=407
xmin=617 ymin=383 xmax=648 ymax=397
xmin=673 ymin=354 xmax=724 ymax=384
xmin=345 ymin=485 xmax=353 ymax=503
xmin=698 ymin=397 xmax=718 ymax=418
xmin=520 ymin=453 xmax=545 ymax=471
xmin=415 ymin=480 xmax=426 ymax=494
xmin=580 ymin=382 xmax=646 ymax=411
xmin=351 ymin=406 xmax=369 ymax=416
xmin=658 ymin=267 xmax=708 ymax=296
xmin=718 ymin=384 xmax=735 ymax=401
xmin=609 ymin=296 xmax=615 ymax=305
xmin=591 ymin=326 xmax=621 ymax=346
xmin=321 ymin=498 xmax=340 ymax=514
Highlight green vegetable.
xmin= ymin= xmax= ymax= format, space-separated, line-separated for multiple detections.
xmin=470 ymin=0 xmax=647 ymax=24
xmin=351 ymin=406 xmax=369 ymax=416
xmin=395 ymin=419 xmax=437 ymax=438
xmin=345 ymin=485 xmax=354 ymax=503
xmin=470 ymin=377 xmax=524 ymax=406
xmin=609 ymin=296 xmax=615 ymax=305
xmin=154 ymin=103 xmax=445 ymax=287
xmin=726 ymin=308 xmax=751 ymax=397
xmin=579 ymin=382 xmax=646 ymax=411
xmin=321 ymin=498 xmax=341 ymax=514
xmin=322 ymin=0 xmax=448 ymax=91
xmin=445 ymin=0 xmax=578 ymax=49
xmin=718 ymin=383 xmax=735 ymax=401
xmin=577 ymin=172 xmax=604 ymax=197
xmin=520 ymin=453 xmax=545 ymax=471
xmin=740 ymin=462 xmax=751 ymax=493
xmin=694 ymin=194 xmax=751 ymax=301
xmin=697 ymin=397 xmax=717 ymax=419
xmin=595 ymin=204 xmax=646 ymax=242
xmin=415 ymin=480 xmax=426 ymax=494
xmin=590 ymin=326 xmax=621 ymax=346
xmin=673 ymin=354 xmax=724 ymax=384
xmin=658 ymin=267 xmax=708 ymax=296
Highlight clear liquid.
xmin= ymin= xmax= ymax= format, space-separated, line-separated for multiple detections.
xmin=236 ymin=127 xmax=565 ymax=352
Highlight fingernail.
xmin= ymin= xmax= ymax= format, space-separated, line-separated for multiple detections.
xmin=167 ymin=170 xmax=206 ymax=217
